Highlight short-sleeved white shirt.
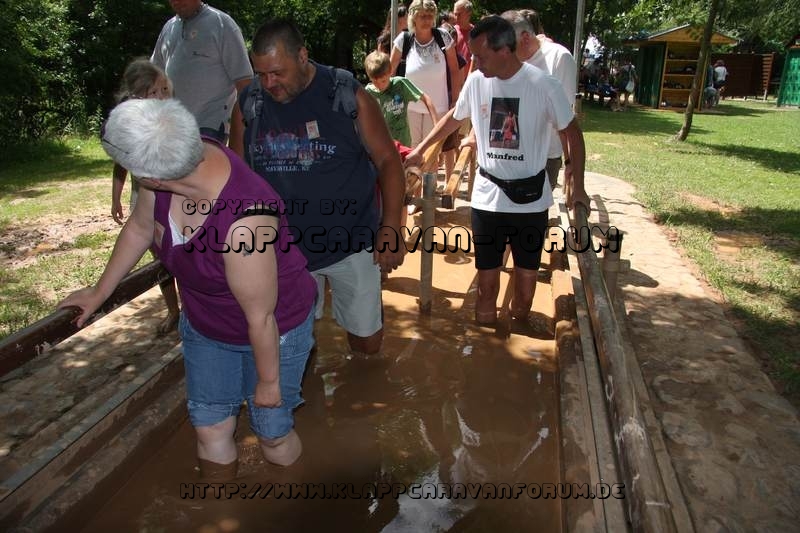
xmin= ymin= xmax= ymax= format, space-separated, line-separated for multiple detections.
xmin=526 ymin=40 xmax=577 ymax=158
xmin=454 ymin=63 xmax=574 ymax=213
xmin=393 ymin=29 xmax=454 ymax=114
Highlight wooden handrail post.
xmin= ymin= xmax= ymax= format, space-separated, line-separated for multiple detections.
xmin=419 ymin=172 xmax=436 ymax=313
xmin=602 ymin=231 xmax=624 ymax=303
xmin=441 ymin=137 xmax=473 ymax=209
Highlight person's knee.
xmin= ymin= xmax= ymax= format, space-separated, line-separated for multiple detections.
xmin=515 ymin=267 xmax=538 ymax=283
xmin=259 ymin=430 xmax=302 ymax=466
xmin=194 ymin=417 xmax=237 ymax=464
xmin=478 ymin=270 xmax=501 ymax=291
xmin=348 ymin=328 xmax=383 ymax=355
xmin=195 ymin=417 xmax=236 ymax=444
xmin=260 ymin=432 xmax=289 ymax=449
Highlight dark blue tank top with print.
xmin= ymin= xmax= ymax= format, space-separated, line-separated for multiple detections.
xmin=243 ymin=62 xmax=378 ymax=271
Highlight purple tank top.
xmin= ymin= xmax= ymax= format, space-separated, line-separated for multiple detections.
xmin=152 ymin=140 xmax=316 ymax=344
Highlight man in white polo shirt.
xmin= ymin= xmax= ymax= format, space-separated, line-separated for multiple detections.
xmin=152 ymin=0 xmax=253 ymax=154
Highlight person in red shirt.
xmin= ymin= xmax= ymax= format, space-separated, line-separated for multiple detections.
xmin=453 ymin=0 xmax=474 ymax=73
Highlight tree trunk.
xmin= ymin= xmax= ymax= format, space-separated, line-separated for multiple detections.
xmin=676 ymin=0 xmax=722 ymax=141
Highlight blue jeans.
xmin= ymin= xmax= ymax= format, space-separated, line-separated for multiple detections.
xmin=179 ymin=310 xmax=315 ymax=439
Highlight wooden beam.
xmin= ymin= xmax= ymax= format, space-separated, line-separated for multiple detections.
xmin=419 ymin=137 xmax=445 ymax=174
xmin=441 ymin=136 xmax=474 ymax=209
xmin=0 ymin=261 xmax=173 ymax=377
xmin=419 ymin=172 xmax=437 ymax=313
xmin=1 ymin=350 xmax=186 ymax=531
xmin=570 ymin=204 xmax=678 ymax=533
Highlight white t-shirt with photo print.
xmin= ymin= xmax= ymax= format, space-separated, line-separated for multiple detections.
xmin=453 ymin=62 xmax=573 ymax=213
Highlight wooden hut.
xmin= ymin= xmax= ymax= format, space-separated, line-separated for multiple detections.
xmin=708 ymin=52 xmax=775 ymax=100
xmin=629 ymin=24 xmax=736 ymax=110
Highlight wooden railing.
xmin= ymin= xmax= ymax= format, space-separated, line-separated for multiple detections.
xmin=0 ymin=261 xmax=172 ymax=377
xmin=441 ymin=131 xmax=475 ymax=209
xmin=570 ymin=203 xmax=678 ymax=533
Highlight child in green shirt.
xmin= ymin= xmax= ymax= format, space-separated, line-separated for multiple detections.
xmin=364 ymin=51 xmax=438 ymax=148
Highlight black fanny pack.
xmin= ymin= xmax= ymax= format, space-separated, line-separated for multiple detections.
xmin=479 ymin=167 xmax=546 ymax=204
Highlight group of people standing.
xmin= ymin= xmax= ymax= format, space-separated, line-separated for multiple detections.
xmin=705 ymin=59 xmax=729 ymax=108
xmin=59 ymin=0 xmax=589 ymax=482
xmin=581 ymin=58 xmax=638 ymax=111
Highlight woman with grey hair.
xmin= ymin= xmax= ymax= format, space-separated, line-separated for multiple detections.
xmin=389 ymin=0 xmax=462 ymax=204
xmin=59 ymin=98 xmax=317 ymax=482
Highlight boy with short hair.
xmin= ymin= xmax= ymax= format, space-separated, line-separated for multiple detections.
xmin=364 ymin=51 xmax=438 ymax=148
xmin=365 ymin=50 xmax=436 ymax=220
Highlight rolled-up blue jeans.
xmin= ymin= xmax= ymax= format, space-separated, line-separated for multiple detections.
xmin=179 ymin=310 xmax=315 ymax=439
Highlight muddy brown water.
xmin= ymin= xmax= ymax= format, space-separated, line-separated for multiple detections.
xmin=77 ymin=214 xmax=564 ymax=533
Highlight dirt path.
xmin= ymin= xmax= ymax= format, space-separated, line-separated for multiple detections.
xmin=588 ymin=172 xmax=800 ymax=531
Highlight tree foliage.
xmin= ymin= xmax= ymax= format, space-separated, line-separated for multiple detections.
xmin=0 ymin=0 xmax=797 ymax=147
xmin=613 ymin=0 xmax=799 ymax=53
xmin=0 ymin=0 xmax=80 ymax=141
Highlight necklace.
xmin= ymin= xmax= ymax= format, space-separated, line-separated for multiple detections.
xmin=414 ymin=37 xmax=436 ymax=59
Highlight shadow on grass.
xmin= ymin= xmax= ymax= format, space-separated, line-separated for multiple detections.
xmin=693 ymin=142 xmax=800 ymax=174
xmin=727 ymin=283 xmax=800 ymax=395
xmin=581 ymin=104 xmax=710 ymax=136
xmin=656 ymin=205 xmax=800 ymax=258
xmin=0 ymin=138 xmax=110 ymax=198
xmin=652 ymin=203 xmax=800 ymax=395
xmin=709 ymin=101 xmax=774 ymax=118
xmin=581 ymin=98 xmax=781 ymax=138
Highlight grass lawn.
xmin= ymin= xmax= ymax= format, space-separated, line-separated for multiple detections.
xmin=0 ymin=138 xmax=145 ymax=338
xmin=0 ymin=99 xmax=798 ymax=400
xmin=580 ymin=98 xmax=799 ymax=397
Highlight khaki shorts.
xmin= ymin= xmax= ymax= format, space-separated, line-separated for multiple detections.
xmin=312 ymin=250 xmax=383 ymax=338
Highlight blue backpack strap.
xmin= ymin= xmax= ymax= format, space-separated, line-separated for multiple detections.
xmin=328 ymin=66 xmax=358 ymax=120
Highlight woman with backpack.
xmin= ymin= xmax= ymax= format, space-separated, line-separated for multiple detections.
xmin=389 ymin=0 xmax=462 ymax=150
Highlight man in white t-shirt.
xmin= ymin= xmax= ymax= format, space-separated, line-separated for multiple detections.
xmin=405 ymin=15 xmax=589 ymax=326
xmin=502 ymin=9 xmax=577 ymax=190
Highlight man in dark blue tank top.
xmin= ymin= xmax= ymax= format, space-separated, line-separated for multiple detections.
xmin=239 ymin=18 xmax=406 ymax=356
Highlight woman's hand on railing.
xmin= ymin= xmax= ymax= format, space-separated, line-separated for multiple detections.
xmin=58 ymin=287 xmax=106 ymax=328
